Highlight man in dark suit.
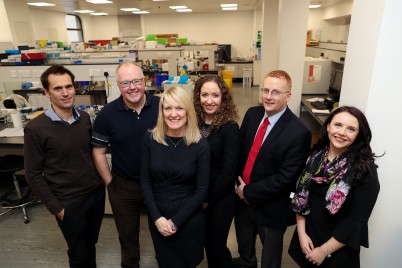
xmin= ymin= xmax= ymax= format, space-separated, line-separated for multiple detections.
xmin=233 ymin=70 xmax=311 ymax=268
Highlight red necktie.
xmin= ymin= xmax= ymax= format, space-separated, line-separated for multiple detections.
xmin=243 ymin=117 xmax=269 ymax=184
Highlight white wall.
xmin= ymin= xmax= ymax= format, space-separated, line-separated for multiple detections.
xmin=0 ymin=0 xmax=12 ymax=42
xmin=142 ymin=11 xmax=255 ymax=59
xmin=308 ymin=0 xmax=352 ymax=43
xmin=29 ymin=9 xmax=68 ymax=43
xmin=81 ymin=15 xmax=120 ymax=41
xmin=3 ymin=0 xmax=34 ymax=46
xmin=340 ymin=0 xmax=402 ymax=266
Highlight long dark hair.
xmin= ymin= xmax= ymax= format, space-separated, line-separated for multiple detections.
xmin=193 ymin=75 xmax=239 ymax=130
xmin=313 ymin=106 xmax=376 ymax=182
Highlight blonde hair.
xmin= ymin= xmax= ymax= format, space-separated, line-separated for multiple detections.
xmin=115 ymin=61 xmax=144 ymax=81
xmin=152 ymin=86 xmax=201 ymax=146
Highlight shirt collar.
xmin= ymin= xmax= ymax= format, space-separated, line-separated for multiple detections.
xmin=264 ymin=106 xmax=287 ymax=126
xmin=116 ymin=93 xmax=150 ymax=111
xmin=45 ymin=105 xmax=80 ymax=125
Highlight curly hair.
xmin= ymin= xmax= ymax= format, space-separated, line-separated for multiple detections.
xmin=193 ymin=75 xmax=239 ymax=130
xmin=313 ymin=106 xmax=377 ymax=183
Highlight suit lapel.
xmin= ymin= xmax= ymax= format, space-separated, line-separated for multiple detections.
xmin=256 ymin=108 xmax=291 ymax=160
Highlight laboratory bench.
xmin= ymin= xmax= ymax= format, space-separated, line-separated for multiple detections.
xmin=300 ymin=94 xmax=330 ymax=126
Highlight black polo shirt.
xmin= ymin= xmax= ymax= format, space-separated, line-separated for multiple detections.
xmin=92 ymin=93 xmax=160 ymax=182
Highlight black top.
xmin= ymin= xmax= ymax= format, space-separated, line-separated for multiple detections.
xmin=288 ymin=164 xmax=380 ymax=268
xmin=24 ymin=111 xmax=102 ymax=215
xmin=92 ymin=93 xmax=159 ymax=181
xmin=204 ymin=121 xmax=240 ymax=206
xmin=140 ymin=132 xmax=210 ymax=227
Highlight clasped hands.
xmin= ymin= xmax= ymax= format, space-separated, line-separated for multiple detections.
xmin=155 ymin=217 xmax=177 ymax=237
xmin=299 ymin=233 xmax=327 ymax=266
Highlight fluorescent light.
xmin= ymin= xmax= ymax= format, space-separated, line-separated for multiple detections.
xmin=153 ymin=0 xmax=169 ymax=1
xmin=221 ymin=4 xmax=237 ymax=8
xmin=27 ymin=2 xmax=55 ymax=7
xmin=86 ymin=0 xmax=113 ymax=4
xmin=222 ymin=7 xmax=237 ymax=11
xmin=133 ymin=11 xmax=150 ymax=14
xmin=169 ymin=6 xmax=187 ymax=9
xmin=90 ymin=12 xmax=108 ymax=15
xmin=74 ymin=10 xmax=95 ymax=13
xmin=176 ymin=9 xmax=192 ymax=12
xmin=309 ymin=4 xmax=321 ymax=8
xmin=121 ymin=8 xmax=140 ymax=11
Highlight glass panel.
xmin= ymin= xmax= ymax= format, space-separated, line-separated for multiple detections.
xmin=65 ymin=15 xmax=80 ymax=28
xmin=67 ymin=30 xmax=83 ymax=42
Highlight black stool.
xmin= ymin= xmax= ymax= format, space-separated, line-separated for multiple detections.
xmin=0 ymin=155 xmax=36 ymax=223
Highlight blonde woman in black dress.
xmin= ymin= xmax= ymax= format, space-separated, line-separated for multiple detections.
xmin=140 ymin=86 xmax=210 ymax=268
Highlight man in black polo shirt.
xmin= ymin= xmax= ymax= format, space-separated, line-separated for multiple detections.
xmin=92 ymin=62 xmax=160 ymax=268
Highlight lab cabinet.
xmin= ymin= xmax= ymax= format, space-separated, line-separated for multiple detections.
xmin=224 ymin=63 xmax=253 ymax=79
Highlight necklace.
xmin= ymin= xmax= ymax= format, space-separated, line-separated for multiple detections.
xmin=167 ymin=136 xmax=184 ymax=147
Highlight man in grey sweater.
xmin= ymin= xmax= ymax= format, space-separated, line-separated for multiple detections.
xmin=24 ymin=65 xmax=105 ymax=268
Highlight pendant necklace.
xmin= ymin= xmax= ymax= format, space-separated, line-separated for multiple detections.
xmin=167 ymin=136 xmax=184 ymax=147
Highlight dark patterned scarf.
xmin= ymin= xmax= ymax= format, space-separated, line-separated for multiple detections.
xmin=290 ymin=147 xmax=354 ymax=215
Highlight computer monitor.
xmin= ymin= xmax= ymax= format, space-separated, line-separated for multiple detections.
xmin=218 ymin=44 xmax=231 ymax=62
xmin=329 ymin=70 xmax=343 ymax=101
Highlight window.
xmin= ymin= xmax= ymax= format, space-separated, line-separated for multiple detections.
xmin=65 ymin=15 xmax=84 ymax=42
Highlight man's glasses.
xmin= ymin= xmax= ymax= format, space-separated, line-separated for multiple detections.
xmin=261 ymin=88 xmax=290 ymax=96
xmin=118 ymin=78 xmax=144 ymax=88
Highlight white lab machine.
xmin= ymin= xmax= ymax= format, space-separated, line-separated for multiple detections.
xmin=302 ymin=57 xmax=332 ymax=94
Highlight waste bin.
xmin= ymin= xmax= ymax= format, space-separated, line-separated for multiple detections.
xmin=221 ymin=70 xmax=233 ymax=94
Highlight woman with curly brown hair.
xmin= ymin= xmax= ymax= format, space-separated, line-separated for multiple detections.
xmin=193 ymin=75 xmax=240 ymax=268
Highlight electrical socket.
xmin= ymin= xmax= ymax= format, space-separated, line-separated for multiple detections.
xmin=103 ymin=68 xmax=116 ymax=77
xmin=19 ymin=70 xmax=31 ymax=78
xmin=89 ymin=69 xmax=102 ymax=77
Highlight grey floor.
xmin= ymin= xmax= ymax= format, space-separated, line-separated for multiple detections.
xmin=0 ymin=84 xmax=321 ymax=267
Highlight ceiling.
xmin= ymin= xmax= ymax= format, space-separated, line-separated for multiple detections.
xmin=26 ymin=0 xmax=345 ymax=16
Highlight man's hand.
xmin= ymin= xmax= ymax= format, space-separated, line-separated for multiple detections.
xmin=57 ymin=209 xmax=65 ymax=220
xmin=236 ymin=176 xmax=248 ymax=203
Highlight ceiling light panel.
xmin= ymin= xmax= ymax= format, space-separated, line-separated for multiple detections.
xmin=169 ymin=6 xmax=187 ymax=10
xmin=74 ymin=10 xmax=95 ymax=13
xmin=121 ymin=8 xmax=140 ymax=11
xmin=86 ymin=0 xmax=113 ymax=4
xmin=27 ymin=2 xmax=55 ymax=7
xmin=221 ymin=4 xmax=237 ymax=8
xmin=222 ymin=7 xmax=237 ymax=11
xmin=90 ymin=12 xmax=109 ymax=15
xmin=176 ymin=9 xmax=192 ymax=12
xmin=133 ymin=11 xmax=150 ymax=14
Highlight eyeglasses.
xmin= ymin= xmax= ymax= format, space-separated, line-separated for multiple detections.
xmin=118 ymin=78 xmax=144 ymax=88
xmin=261 ymin=88 xmax=290 ymax=96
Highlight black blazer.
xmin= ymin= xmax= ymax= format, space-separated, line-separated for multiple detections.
xmin=240 ymin=106 xmax=311 ymax=228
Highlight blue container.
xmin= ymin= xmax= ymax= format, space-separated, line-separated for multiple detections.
xmin=155 ymin=73 xmax=169 ymax=86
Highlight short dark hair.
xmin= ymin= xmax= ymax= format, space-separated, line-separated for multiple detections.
xmin=40 ymin=65 xmax=75 ymax=90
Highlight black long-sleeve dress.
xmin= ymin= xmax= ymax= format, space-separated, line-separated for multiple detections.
xmin=140 ymin=132 xmax=210 ymax=268
xmin=288 ymin=164 xmax=380 ymax=268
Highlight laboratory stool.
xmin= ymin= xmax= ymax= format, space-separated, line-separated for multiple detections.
xmin=243 ymin=68 xmax=253 ymax=88
xmin=0 ymin=155 xmax=36 ymax=224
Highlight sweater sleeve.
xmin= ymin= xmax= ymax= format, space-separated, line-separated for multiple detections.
xmin=171 ymin=140 xmax=210 ymax=227
xmin=332 ymin=164 xmax=380 ymax=249
xmin=24 ymin=122 xmax=63 ymax=215
xmin=206 ymin=122 xmax=240 ymax=205
xmin=140 ymin=132 xmax=163 ymax=222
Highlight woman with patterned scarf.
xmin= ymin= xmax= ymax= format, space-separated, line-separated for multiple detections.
xmin=288 ymin=106 xmax=380 ymax=267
